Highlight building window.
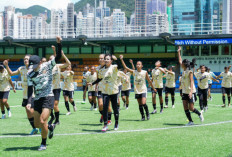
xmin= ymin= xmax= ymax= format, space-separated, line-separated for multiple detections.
xmin=183 ymin=46 xmax=199 ymax=56
xmin=222 ymin=45 xmax=230 ymax=55
xmin=211 ymin=45 xmax=218 ymax=55
xmin=201 ymin=46 xmax=210 ymax=56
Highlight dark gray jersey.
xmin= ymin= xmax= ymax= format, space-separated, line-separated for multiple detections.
xmin=27 ymin=59 xmax=56 ymax=100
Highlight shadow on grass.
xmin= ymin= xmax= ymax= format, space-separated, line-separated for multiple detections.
xmin=79 ymin=123 xmax=102 ymax=126
xmin=4 ymin=146 xmax=38 ymax=151
xmin=163 ymin=123 xmax=185 ymax=126
xmin=121 ymin=119 xmax=141 ymax=122
xmin=82 ymin=129 xmax=102 ymax=133
xmin=1 ymin=133 xmax=30 ymax=136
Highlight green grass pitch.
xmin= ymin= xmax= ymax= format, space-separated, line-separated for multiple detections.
xmin=1 ymin=90 xmax=232 ymax=157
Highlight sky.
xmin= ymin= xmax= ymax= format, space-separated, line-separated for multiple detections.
xmin=0 ymin=0 xmax=81 ymax=12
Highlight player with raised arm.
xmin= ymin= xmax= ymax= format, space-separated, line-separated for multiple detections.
xmin=120 ymin=55 xmax=156 ymax=121
xmin=177 ymin=46 xmax=204 ymax=126
xmin=27 ymin=37 xmax=62 ymax=151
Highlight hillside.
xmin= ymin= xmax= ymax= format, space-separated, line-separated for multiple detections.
xmin=15 ymin=5 xmax=51 ymax=22
xmin=74 ymin=0 xmax=172 ymax=22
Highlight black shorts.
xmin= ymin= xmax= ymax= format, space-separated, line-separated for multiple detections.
xmin=197 ymin=88 xmax=208 ymax=96
xmin=165 ymin=87 xmax=175 ymax=95
xmin=22 ymin=98 xmax=34 ymax=108
xmin=182 ymin=93 xmax=197 ymax=103
xmin=53 ymin=89 xmax=61 ymax=101
xmin=180 ymin=89 xmax=182 ymax=95
xmin=222 ymin=87 xmax=231 ymax=95
xmin=152 ymin=88 xmax=163 ymax=96
xmin=208 ymin=84 xmax=212 ymax=89
xmin=135 ymin=93 xmax=147 ymax=99
xmin=88 ymin=91 xmax=97 ymax=97
xmin=0 ymin=91 xmax=10 ymax=99
xmin=121 ymin=90 xmax=130 ymax=97
xmin=34 ymin=96 xmax=54 ymax=114
xmin=63 ymin=90 xmax=74 ymax=99
xmin=83 ymin=85 xmax=88 ymax=91
xmin=97 ymin=91 xmax=103 ymax=99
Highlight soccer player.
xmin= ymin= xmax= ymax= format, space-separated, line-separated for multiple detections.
xmin=95 ymin=54 xmax=112 ymax=124
xmin=207 ymin=68 xmax=216 ymax=101
xmin=216 ymin=66 xmax=232 ymax=107
xmin=82 ymin=66 xmax=91 ymax=104
xmin=121 ymin=59 xmax=135 ymax=109
xmin=151 ymin=61 xmax=166 ymax=114
xmin=0 ymin=65 xmax=16 ymax=119
xmin=41 ymin=57 xmax=47 ymax=63
xmin=177 ymin=46 xmax=204 ymax=126
xmin=61 ymin=65 xmax=76 ymax=115
xmin=27 ymin=37 xmax=62 ymax=150
xmin=85 ymin=66 xmax=98 ymax=110
xmin=120 ymin=55 xmax=156 ymax=121
xmin=194 ymin=65 xmax=219 ymax=112
xmin=179 ymin=74 xmax=183 ymax=97
xmin=48 ymin=45 xmax=71 ymax=125
xmin=90 ymin=54 xmax=121 ymax=131
xmin=3 ymin=55 xmax=39 ymax=134
xmin=163 ymin=66 xmax=176 ymax=108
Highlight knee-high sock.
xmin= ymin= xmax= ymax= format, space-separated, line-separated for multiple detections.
xmin=185 ymin=110 xmax=193 ymax=122
xmin=143 ymin=104 xmax=149 ymax=116
xmin=65 ymin=101 xmax=70 ymax=112
xmin=165 ymin=96 xmax=168 ymax=106
xmin=55 ymin=111 xmax=60 ymax=122
xmin=50 ymin=109 xmax=54 ymax=119
xmin=153 ymin=104 xmax=156 ymax=110
xmin=223 ymin=96 xmax=225 ymax=104
xmin=108 ymin=112 xmax=112 ymax=121
xmin=139 ymin=105 xmax=145 ymax=118
xmin=228 ymin=96 xmax=231 ymax=104
xmin=193 ymin=108 xmax=201 ymax=116
xmin=171 ymin=96 xmax=175 ymax=106
xmin=71 ymin=101 xmax=76 ymax=106
xmin=28 ymin=117 xmax=35 ymax=129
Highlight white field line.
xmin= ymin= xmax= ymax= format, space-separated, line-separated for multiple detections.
xmin=1 ymin=120 xmax=232 ymax=139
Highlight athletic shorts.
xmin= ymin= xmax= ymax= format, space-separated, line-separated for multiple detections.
xmin=97 ymin=91 xmax=103 ymax=99
xmin=165 ymin=87 xmax=175 ymax=95
xmin=63 ymin=90 xmax=74 ymax=99
xmin=180 ymin=89 xmax=182 ymax=95
xmin=135 ymin=93 xmax=147 ymax=99
xmin=197 ymin=88 xmax=208 ymax=96
xmin=0 ymin=91 xmax=10 ymax=99
xmin=22 ymin=98 xmax=34 ymax=108
xmin=208 ymin=84 xmax=212 ymax=89
xmin=121 ymin=90 xmax=130 ymax=97
xmin=222 ymin=87 xmax=231 ymax=95
xmin=83 ymin=85 xmax=88 ymax=91
xmin=53 ymin=89 xmax=61 ymax=101
xmin=88 ymin=91 xmax=97 ymax=97
xmin=34 ymin=96 xmax=54 ymax=114
xmin=151 ymin=88 xmax=163 ymax=96
xmin=182 ymin=93 xmax=197 ymax=103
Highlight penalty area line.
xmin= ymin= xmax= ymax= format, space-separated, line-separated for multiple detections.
xmin=1 ymin=120 xmax=232 ymax=139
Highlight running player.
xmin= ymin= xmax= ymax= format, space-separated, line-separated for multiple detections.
xmin=0 ymin=64 xmax=15 ymax=119
xmin=90 ymin=54 xmax=121 ymax=131
xmin=216 ymin=66 xmax=232 ymax=107
xmin=48 ymin=46 xmax=71 ymax=125
xmin=121 ymin=59 xmax=135 ymax=109
xmin=3 ymin=55 xmax=38 ymax=134
xmin=85 ymin=66 xmax=98 ymax=110
xmin=95 ymin=54 xmax=112 ymax=124
xmin=194 ymin=65 xmax=219 ymax=112
xmin=207 ymin=68 xmax=216 ymax=101
xmin=27 ymin=37 xmax=62 ymax=150
xmin=163 ymin=66 xmax=176 ymax=108
xmin=61 ymin=65 xmax=77 ymax=115
xmin=82 ymin=66 xmax=91 ymax=104
xmin=177 ymin=46 xmax=204 ymax=126
xmin=151 ymin=61 xmax=166 ymax=114
xmin=120 ymin=55 xmax=156 ymax=121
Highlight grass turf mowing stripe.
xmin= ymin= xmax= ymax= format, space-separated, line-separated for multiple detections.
xmin=1 ymin=120 xmax=232 ymax=139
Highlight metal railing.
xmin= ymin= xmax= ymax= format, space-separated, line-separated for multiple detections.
xmin=0 ymin=22 xmax=232 ymax=40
